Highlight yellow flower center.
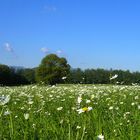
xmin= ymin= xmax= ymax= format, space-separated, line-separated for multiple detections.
xmin=82 ymin=107 xmax=88 ymax=112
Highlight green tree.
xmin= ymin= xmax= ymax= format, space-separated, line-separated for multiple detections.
xmin=19 ymin=68 xmax=36 ymax=83
xmin=35 ymin=54 xmax=70 ymax=85
xmin=0 ymin=64 xmax=11 ymax=85
xmin=69 ymin=68 xmax=84 ymax=84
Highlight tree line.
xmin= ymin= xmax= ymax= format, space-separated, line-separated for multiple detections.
xmin=68 ymin=68 xmax=140 ymax=85
xmin=1 ymin=54 xmax=140 ymax=86
xmin=0 ymin=64 xmax=35 ymax=86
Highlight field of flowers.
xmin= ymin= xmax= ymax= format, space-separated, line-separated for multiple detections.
xmin=0 ymin=84 xmax=140 ymax=140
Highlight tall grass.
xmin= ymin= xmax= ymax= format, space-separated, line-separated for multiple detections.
xmin=0 ymin=85 xmax=140 ymax=139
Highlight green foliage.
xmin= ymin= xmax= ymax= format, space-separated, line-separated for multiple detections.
xmin=18 ymin=68 xmax=36 ymax=83
xmin=2 ymin=62 xmax=140 ymax=86
xmin=69 ymin=68 xmax=84 ymax=84
xmin=0 ymin=64 xmax=35 ymax=86
xmin=68 ymin=68 xmax=140 ymax=85
xmin=0 ymin=64 xmax=11 ymax=85
xmin=0 ymin=85 xmax=140 ymax=139
xmin=36 ymin=54 xmax=70 ymax=85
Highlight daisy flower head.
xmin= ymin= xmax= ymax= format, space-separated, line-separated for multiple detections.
xmin=97 ymin=134 xmax=104 ymax=140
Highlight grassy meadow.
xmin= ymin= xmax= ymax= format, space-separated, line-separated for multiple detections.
xmin=0 ymin=84 xmax=140 ymax=140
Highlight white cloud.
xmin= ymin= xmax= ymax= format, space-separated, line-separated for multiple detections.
xmin=4 ymin=42 xmax=14 ymax=52
xmin=56 ymin=50 xmax=62 ymax=55
xmin=2 ymin=42 xmax=18 ymax=58
xmin=43 ymin=5 xmax=57 ymax=12
xmin=41 ymin=47 xmax=49 ymax=53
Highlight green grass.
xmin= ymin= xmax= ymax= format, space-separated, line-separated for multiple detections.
xmin=0 ymin=84 xmax=140 ymax=140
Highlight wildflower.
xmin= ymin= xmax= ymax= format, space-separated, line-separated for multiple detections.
xmin=77 ymin=108 xmax=84 ymax=114
xmin=52 ymin=85 xmax=56 ymax=88
xmin=124 ymin=112 xmax=130 ymax=115
xmin=135 ymin=96 xmax=139 ymax=100
xmin=86 ymin=99 xmax=91 ymax=104
xmin=91 ymin=95 xmax=94 ymax=99
xmin=61 ymin=99 xmax=65 ymax=102
xmin=88 ymin=106 xmax=93 ymax=111
xmin=120 ymin=123 xmax=123 ymax=126
xmin=76 ymin=126 xmax=81 ymax=129
xmin=32 ymin=124 xmax=36 ymax=129
xmin=77 ymin=106 xmax=93 ymax=114
xmin=106 ymin=98 xmax=111 ymax=101
xmin=21 ymin=107 xmax=25 ymax=110
xmin=77 ymin=96 xmax=82 ymax=104
xmin=71 ymin=107 xmax=76 ymax=110
xmin=24 ymin=113 xmax=29 ymax=120
xmin=57 ymin=107 xmax=63 ymax=111
xmin=4 ymin=110 xmax=11 ymax=116
xmin=0 ymin=95 xmax=10 ymax=106
xmin=14 ymin=102 xmax=17 ymax=104
xmin=110 ymin=74 xmax=118 ymax=80
xmin=60 ymin=119 xmax=64 ymax=124
xmin=62 ymin=76 xmax=67 ymax=80
xmin=115 ymin=107 xmax=119 ymax=110
xmin=131 ymin=102 xmax=135 ymax=106
xmin=109 ymin=106 xmax=113 ymax=110
xmin=28 ymin=101 xmax=33 ymax=105
xmin=82 ymin=107 xmax=89 ymax=112
xmin=138 ymin=105 xmax=140 ymax=110
xmin=28 ymin=108 xmax=31 ymax=111
xmin=49 ymin=95 xmax=53 ymax=98
xmin=97 ymin=134 xmax=104 ymax=140
xmin=124 ymin=112 xmax=130 ymax=118
xmin=45 ymin=112 xmax=51 ymax=116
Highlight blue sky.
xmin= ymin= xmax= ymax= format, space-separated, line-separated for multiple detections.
xmin=0 ymin=0 xmax=140 ymax=71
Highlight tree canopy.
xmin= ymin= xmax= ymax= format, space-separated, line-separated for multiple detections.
xmin=1 ymin=61 xmax=140 ymax=86
xmin=0 ymin=64 xmax=11 ymax=85
xmin=35 ymin=54 xmax=70 ymax=85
